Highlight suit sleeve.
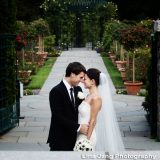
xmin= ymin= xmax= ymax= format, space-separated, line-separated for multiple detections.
xmin=49 ymin=88 xmax=80 ymax=134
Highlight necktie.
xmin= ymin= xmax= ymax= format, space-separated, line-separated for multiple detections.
xmin=70 ymin=88 xmax=75 ymax=107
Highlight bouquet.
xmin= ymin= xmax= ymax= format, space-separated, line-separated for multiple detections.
xmin=73 ymin=137 xmax=93 ymax=151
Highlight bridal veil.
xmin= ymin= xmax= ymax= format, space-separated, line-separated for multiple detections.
xmin=95 ymin=73 xmax=125 ymax=153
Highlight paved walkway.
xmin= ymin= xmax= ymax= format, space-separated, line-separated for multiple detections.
xmin=0 ymin=48 xmax=160 ymax=159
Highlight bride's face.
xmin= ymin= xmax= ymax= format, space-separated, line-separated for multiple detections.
xmin=83 ymin=74 xmax=93 ymax=89
xmin=70 ymin=71 xmax=85 ymax=86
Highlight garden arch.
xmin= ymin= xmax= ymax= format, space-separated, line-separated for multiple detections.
xmin=67 ymin=0 xmax=107 ymax=47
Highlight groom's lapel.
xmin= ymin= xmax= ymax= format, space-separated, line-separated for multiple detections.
xmin=60 ymin=81 xmax=76 ymax=111
xmin=74 ymin=87 xmax=81 ymax=108
xmin=74 ymin=87 xmax=78 ymax=103
xmin=60 ymin=81 xmax=71 ymax=103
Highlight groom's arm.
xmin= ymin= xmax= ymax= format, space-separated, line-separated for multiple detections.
xmin=49 ymin=88 xmax=79 ymax=134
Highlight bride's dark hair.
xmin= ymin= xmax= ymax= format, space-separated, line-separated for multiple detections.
xmin=86 ymin=68 xmax=101 ymax=86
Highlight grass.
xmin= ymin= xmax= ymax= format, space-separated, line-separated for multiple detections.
xmin=26 ymin=57 xmax=57 ymax=89
xmin=101 ymin=56 xmax=124 ymax=88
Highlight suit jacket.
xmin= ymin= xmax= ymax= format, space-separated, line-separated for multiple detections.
xmin=47 ymin=81 xmax=83 ymax=151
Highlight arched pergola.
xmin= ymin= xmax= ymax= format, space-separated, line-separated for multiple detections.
xmin=67 ymin=0 xmax=107 ymax=47
xmin=68 ymin=0 xmax=107 ymax=12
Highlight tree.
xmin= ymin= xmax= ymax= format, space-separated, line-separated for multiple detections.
xmin=96 ymin=2 xmax=118 ymax=42
xmin=120 ymin=25 xmax=150 ymax=84
xmin=41 ymin=0 xmax=118 ymax=47
xmin=30 ymin=18 xmax=50 ymax=52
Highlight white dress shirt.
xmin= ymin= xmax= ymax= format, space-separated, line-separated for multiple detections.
xmin=63 ymin=78 xmax=75 ymax=100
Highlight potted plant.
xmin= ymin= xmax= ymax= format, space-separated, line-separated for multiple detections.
xmin=110 ymin=21 xmax=128 ymax=69
xmin=119 ymin=67 xmax=126 ymax=81
xmin=120 ymin=25 xmax=150 ymax=95
xmin=30 ymin=18 xmax=50 ymax=54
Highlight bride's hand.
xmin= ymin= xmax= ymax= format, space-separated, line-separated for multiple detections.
xmin=79 ymin=124 xmax=89 ymax=135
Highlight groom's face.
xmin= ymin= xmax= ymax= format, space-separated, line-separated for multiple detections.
xmin=70 ymin=72 xmax=85 ymax=86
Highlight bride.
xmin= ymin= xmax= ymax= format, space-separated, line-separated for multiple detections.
xmin=74 ymin=68 xmax=125 ymax=153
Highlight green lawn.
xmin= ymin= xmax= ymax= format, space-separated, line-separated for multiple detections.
xmin=102 ymin=56 xmax=124 ymax=88
xmin=26 ymin=57 xmax=57 ymax=89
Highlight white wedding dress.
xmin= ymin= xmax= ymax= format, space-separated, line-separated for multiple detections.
xmin=76 ymin=73 xmax=125 ymax=153
xmin=77 ymin=101 xmax=96 ymax=150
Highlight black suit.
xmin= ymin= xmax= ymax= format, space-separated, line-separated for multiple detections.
xmin=47 ymin=81 xmax=83 ymax=151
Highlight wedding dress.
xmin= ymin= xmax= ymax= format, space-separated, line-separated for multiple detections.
xmin=76 ymin=73 xmax=125 ymax=153
xmin=77 ymin=101 xmax=96 ymax=150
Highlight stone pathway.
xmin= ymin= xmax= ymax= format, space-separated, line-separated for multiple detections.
xmin=0 ymin=48 xmax=159 ymax=159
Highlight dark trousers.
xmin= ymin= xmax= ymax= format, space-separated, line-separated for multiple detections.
xmin=49 ymin=145 xmax=73 ymax=151
xmin=50 ymin=148 xmax=73 ymax=151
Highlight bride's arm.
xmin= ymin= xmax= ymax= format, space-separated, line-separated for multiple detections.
xmin=87 ymin=97 xmax=101 ymax=140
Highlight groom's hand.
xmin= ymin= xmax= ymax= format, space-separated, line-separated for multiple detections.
xmin=79 ymin=124 xmax=89 ymax=135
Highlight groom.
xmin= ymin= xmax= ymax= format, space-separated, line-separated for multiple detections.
xmin=47 ymin=62 xmax=88 ymax=151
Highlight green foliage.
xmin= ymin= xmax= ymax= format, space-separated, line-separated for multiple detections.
xmin=102 ymin=20 xmax=128 ymax=51
xmin=15 ymin=21 xmax=26 ymax=34
xmin=5 ymin=39 xmax=16 ymax=107
xmin=100 ymin=52 xmax=108 ymax=57
xmin=41 ymin=0 xmax=71 ymax=45
xmin=30 ymin=18 xmax=50 ymax=36
xmin=120 ymin=25 xmax=151 ymax=51
xmin=142 ymin=60 xmax=152 ymax=118
xmin=102 ymin=56 xmax=124 ymax=88
xmin=116 ymin=89 xmax=127 ymax=94
xmin=41 ymin=0 xmax=118 ymax=46
xmin=125 ymin=46 xmax=151 ymax=83
xmin=134 ymin=47 xmax=151 ymax=82
xmin=137 ymin=19 xmax=154 ymax=31
xmin=15 ymin=21 xmax=29 ymax=51
xmin=0 ymin=35 xmax=16 ymax=109
xmin=96 ymin=2 xmax=118 ymax=20
xmin=23 ymin=89 xmax=34 ymax=96
xmin=112 ymin=22 xmax=129 ymax=42
xmin=48 ymin=50 xmax=61 ymax=57
xmin=119 ymin=24 xmax=151 ymax=82
xmin=44 ymin=35 xmax=56 ymax=52
xmin=95 ymin=41 xmax=105 ymax=53
xmin=26 ymin=57 xmax=56 ymax=89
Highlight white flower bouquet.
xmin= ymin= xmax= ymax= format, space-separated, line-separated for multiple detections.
xmin=73 ymin=137 xmax=93 ymax=151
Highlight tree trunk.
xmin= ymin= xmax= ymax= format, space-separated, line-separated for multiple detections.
xmin=38 ymin=35 xmax=44 ymax=53
xmin=120 ymin=45 xmax=124 ymax=61
xmin=133 ymin=53 xmax=135 ymax=82
xmin=22 ymin=48 xmax=25 ymax=69
xmin=115 ymin=40 xmax=118 ymax=54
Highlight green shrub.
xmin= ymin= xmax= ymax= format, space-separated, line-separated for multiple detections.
xmin=125 ymin=47 xmax=151 ymax=84
xmin=48 ymin=50 xmax=61 ymax=57
xmin=24 ymin=89 xmax=34 ymax=96
xmin=44 ymin=35 xmax=56 ymax=52
xmin=100 ymin=52 xmax=108 ymax=57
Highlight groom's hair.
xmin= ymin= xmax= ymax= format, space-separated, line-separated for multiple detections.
xmin=65 ymin=62 xmax=86 ymax=77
